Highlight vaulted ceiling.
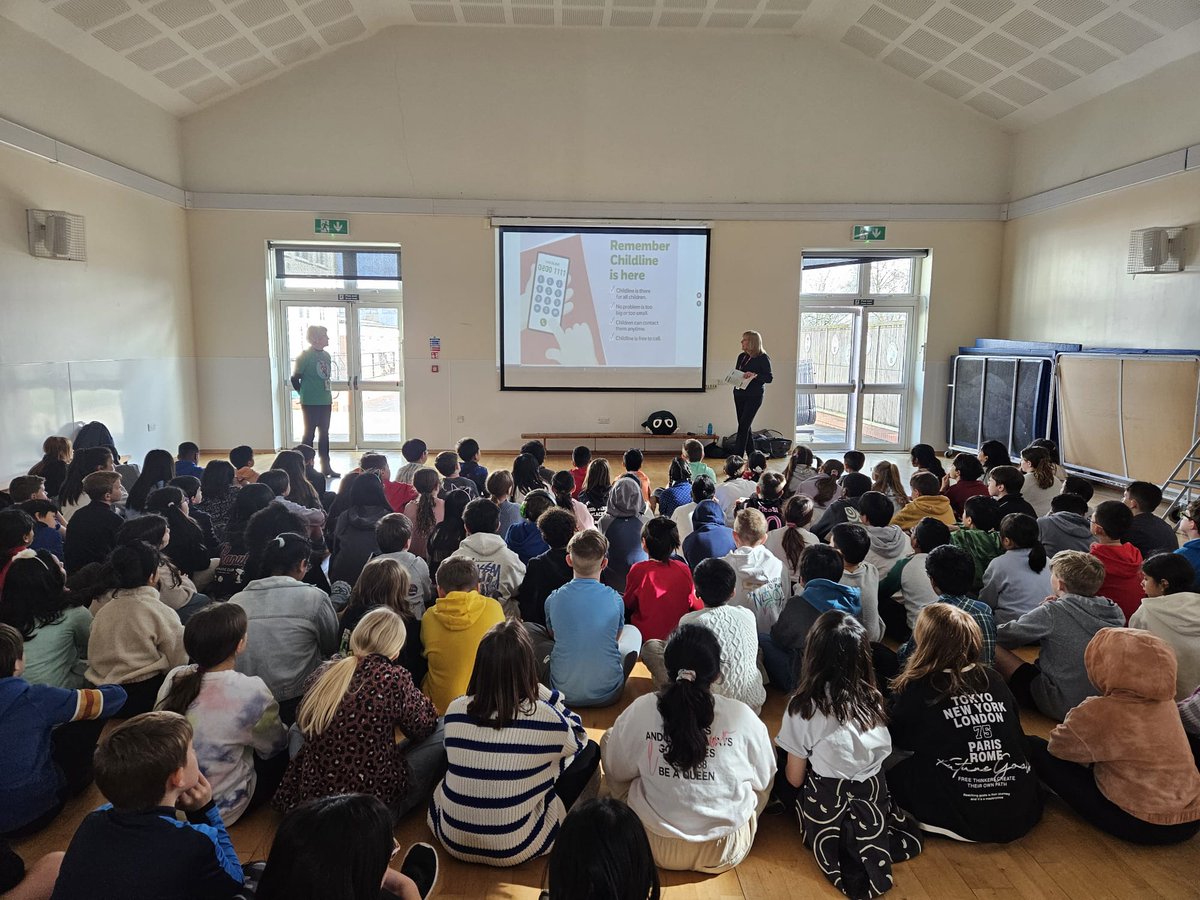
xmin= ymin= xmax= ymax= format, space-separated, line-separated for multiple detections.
xmin=2 ymin=0 xmax=1198 ymax=127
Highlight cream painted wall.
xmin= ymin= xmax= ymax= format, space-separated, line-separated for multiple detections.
xmin=0 ymin=20 xmax=182 ymax=185
xmin=0 ymin=144 xmax=198 ymax=478
xmin=181 ymin=26 xmax=1012 ymax=204
xmin=188 ymin=208 xmax=1002 ymax=453
xmin=1010 ymin=52 xmax=1200 ymax=201
xmin=999 ymin=169 xmax=1200 ymax=349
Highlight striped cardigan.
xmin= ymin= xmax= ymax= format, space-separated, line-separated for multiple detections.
xmin=428 ymin=684 xmax=588 ymax=866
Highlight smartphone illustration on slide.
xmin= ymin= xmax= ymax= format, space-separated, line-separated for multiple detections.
xmin=527 ymin=252 xmax=570 ymax=334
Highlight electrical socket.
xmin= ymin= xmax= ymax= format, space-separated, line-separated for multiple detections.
xmin=598 ymin=417 xmax=610 ymax=425
xmin=146 ymin=423 xmax=156 ymax=432
xmin=456 ymin=416 xmax=465 ymax=423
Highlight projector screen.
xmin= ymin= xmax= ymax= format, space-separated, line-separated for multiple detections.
xmin=498 ymin=226 xmax=710 ymax=391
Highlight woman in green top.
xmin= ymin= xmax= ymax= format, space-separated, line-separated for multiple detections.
xmin=290 ymin=326 xmax=339 ymax=478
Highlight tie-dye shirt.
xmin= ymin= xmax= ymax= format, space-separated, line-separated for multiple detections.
xmin=156 ymin=666 xmax=287 ymax=824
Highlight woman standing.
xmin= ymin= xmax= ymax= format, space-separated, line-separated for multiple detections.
xmin=290 ymin=325 xmax=338 ymax=478
xmin=733 ymin=331 xmax=772 ymax=457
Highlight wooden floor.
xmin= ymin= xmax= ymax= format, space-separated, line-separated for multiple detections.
xmin=20 ymin=449 xmax=1192 ymax=897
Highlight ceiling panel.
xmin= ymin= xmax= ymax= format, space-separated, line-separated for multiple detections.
xmin=1 ymin=0 xmax=1197 ymax=127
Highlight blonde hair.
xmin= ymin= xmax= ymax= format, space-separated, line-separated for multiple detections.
xmin=742 ymin=331 xmax=764 ymax=356
xmin=1049 ymin=549 xmax=1105 ymax=597
xmin=871 ymin=461 xmax=910 ymax=505
xmin=306 ymin=325 xmax=328 ymax=343
xmin=890 ymin=604 xmax=985 ymax=699
xmin=297 ymin=607 xmax=407 ymax=737
xmin=734 ymin=508 xmax=767 ymax=544
xmin=345 ymin=558 xmax=412 ymax=623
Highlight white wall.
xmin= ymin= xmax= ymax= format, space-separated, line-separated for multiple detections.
xmin=181 ymin=26 xmax=1012 ymax=204
xmin=0 ymin=19 xmax=182 ymax=185
xmin=999 ymin=168 xmax=1200 ymax=349
xmin=1010 ymin=52 xmax=1200 ymax=201
xmin=0 ymin=143 xmax=198 ymax=479
xmin=187 ymin=208 xmax=1003 ymax=454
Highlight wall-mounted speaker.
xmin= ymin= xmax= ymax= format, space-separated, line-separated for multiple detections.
xmin=1128 ymin=226 xmax=1185 ymax=274
xmin=27 ymin=209 xmax=86 ymax=261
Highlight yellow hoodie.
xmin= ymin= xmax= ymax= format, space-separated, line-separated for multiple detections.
xmin=890 ymin=494 xmax=956 ymax=530
xmin=421 ymin=590 xmax=505 ymax=713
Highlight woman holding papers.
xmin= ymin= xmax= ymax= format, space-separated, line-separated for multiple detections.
xmin=733 ymin=331 xmax=773 ymax=456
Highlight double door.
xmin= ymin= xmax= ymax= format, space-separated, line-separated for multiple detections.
xmin=278 ymin=300 xmax=404 ymax=449
xmin=796 ymin=304 xmax=916 ymax=451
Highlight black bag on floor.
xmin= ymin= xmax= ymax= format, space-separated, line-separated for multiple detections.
xmin=753 ymin=430 xmax=792 ymax=459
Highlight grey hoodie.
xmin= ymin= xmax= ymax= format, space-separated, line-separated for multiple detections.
xmin=598 ymin=478 xmax=650 ymax=531
xmin=997 ymin=592 xmax=1126 ymax=721
xmin=1038 ymin=511 xmax=1095 ymax=557
xmin=864 ymin=524 xmax=911 ymax=573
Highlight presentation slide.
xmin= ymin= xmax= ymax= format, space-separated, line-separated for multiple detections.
xmin=498 ymin=226 xmax=709 ymax=390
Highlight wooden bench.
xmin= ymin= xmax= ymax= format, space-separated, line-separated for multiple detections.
xmin=520 ymin=432 xmax=711 ymax=453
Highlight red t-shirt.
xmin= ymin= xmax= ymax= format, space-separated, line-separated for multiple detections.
xmin=944 ymin=479 xmax=990 ymax=519
xmin=623 ymin=558 xmax=701 ymax=642
xmin=570 ymin=466 xmax=587 ymax=498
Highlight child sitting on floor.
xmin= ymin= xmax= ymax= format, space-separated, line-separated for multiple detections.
xmin=1130 ymin=552 xmax=1200 ymax=701
xmin=775 ymin=611 xmax=921 ymax=897
xmin=721 ymin=509 xmax=786 ymax=632
xmin=50 ymin=711 xmax=245 ymax=899
xmin=762 ymin=495 xmax=818 ymax=594
xmin=831 ymin=523 xmax=884 ymax=643
xmin=623 ymin=518 xmax=700 ymax=643
xmin=1038 ymin=492 xmax=1095 ymax=557
xmin=535 ymin=530 xmax=642 ymax=709
xmin=896 ymin=545 xmax=996 ymax=668
xmin=736 ymin=472 xmax=787 ymax=531
xmin=1090 ymin=500 xmax=1145 ymax=622
xmin=456 ymin=437 xmax=488 ymax=494
xmin=875 ymin=518 xmax=949 ymax=642
xmin=887 ymin=604 xmax=1042 ymax=843
xmin=155 ymin=604 xmax=287 ymax=825
xmin=939 ymin=452 xmax=990 ymax=520
xmin=569 ymin=446 xmax=590 ymax=498
xmin=891 ymin=472 xmax=955 ymax=530
xmin=516 ymin=508 xmax=576 ymax=627
xmin=951 ymin=495 xmax=1003 ymax=594
xmin=1027 ymin=628 xmax=1200 ymax=845
xmin=504 ymin=490 xmax=553 ymax=565
xmin=682 ymin=439 xmax=717 ymax=485
xmin=681 ymin=481 xmax=735 ymax=571
xmin=421 ymin=558 xmax=505 ymax=715
xmin=0 ymin=624 xmax=126 ymax=838
xmin=857 ymin=491 xmax=911 ymax=573
xmin=450 ymin=498 xmax=527 ymax=617
xmin=979 ymin=513 xmax=1052 ymax=627
xmin=994 ymin=550 xmax=1125 ymax=721
xmin=430 ymin=619 xmax=597 ymax=868
xmin=987 ymin=465 xmax=1037 ymax=519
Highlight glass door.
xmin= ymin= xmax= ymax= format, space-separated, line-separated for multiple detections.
xmin=796 ymin=308 xmax=860 ymax=450
xmin=796 ymin=305 xmax=915 ymax=450
xmin=278 ymin=301 xmax=404 ymax=450
xmin=355 ymin=305 xmax=404 ymax=447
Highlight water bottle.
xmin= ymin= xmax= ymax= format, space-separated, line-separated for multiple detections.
xmin=706 ymin=422 xmax=713 ymax=436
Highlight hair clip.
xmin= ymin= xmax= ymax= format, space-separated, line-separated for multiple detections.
xmin=275 ymin=535 xmax=286 ymax=547
xmin=675 ymin=669 xmax=696 ymax=683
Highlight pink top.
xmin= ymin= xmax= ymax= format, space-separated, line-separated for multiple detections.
xmin=403 ymin=496 xmax=445 ymax=559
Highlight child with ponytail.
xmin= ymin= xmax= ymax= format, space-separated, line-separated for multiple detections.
xmin=113 ymin=515 xmax=211 ymax=623
xmin=231 ymin=532 xmax=339 ymax=725
xmin=603 ymin=625 xmax=775 ymax=873
xmin=783 ymin=446 xmax=819 ymax=496
xmin=403 ymin=468 xmax=445 ymax=561
xmin=871 ymin=460 xmax=910 ymax=513
xmin=86 ymin=542 xmax=187 ymax=716
xmin=145 ymin=486 xmax=214 ymax=582
xmin=551 ymin=470 xmax=592 ymax=532
xmin=979 ymin=513 xmax=1052 ymax=626
xmin=156 ymin=603 xmax=288 ymax=824
xmin=763 ymin=494 xmax=818 ymax=594
xmin=1019 ymin=445 xmax=1058 ymax=518
xmin=776 ymin=610 xmax=921 ymax=897
xmin=274 ymin=607 xmax=441 ymax=817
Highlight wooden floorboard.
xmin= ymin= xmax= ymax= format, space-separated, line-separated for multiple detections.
xmin=19 ymin=450 xmax=1189 ymax=896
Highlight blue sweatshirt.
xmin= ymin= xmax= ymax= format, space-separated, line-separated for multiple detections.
xmin=0 ymin=678 xmax=126 ymax=833
xmin=505 ymin=520 xmax=550 ymax=565
xmin=683 ymin=500 xmax=736 ymax=570
xmin=51 ymin=802 xmax=243 ymax=900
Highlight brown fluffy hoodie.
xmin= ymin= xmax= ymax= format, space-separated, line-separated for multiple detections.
xmin=1049 ymin=627 xmax=1200 ymax=825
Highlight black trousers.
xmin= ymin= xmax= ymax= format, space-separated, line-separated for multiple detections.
xmin=553 ymin=740 xmax=601 ymax=811
xmin=116 ymin=674 xmax=168 ymax=719
xmin=300 ymin=403 xmax=333 ymax=467
xmin=733 ymin=389 xmax=764 ymax=457
xmin=1027 ymin=736 xmax=1200 ymax=845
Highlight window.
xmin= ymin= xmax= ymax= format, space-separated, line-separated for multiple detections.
xmin=274 ymin=247 xmax=401 ymax=290
xmin=800 ymin=252 xmax=924 ymax=296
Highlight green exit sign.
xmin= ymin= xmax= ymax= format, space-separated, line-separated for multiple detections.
xmin=314 ymin=218 xmax=349 ymax=235
xmin=853 ymin=225 xmax=886 ymax=242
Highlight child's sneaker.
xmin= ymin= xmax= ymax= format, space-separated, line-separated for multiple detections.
xmin=399 ymin=842 xmax=439 ymax=899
